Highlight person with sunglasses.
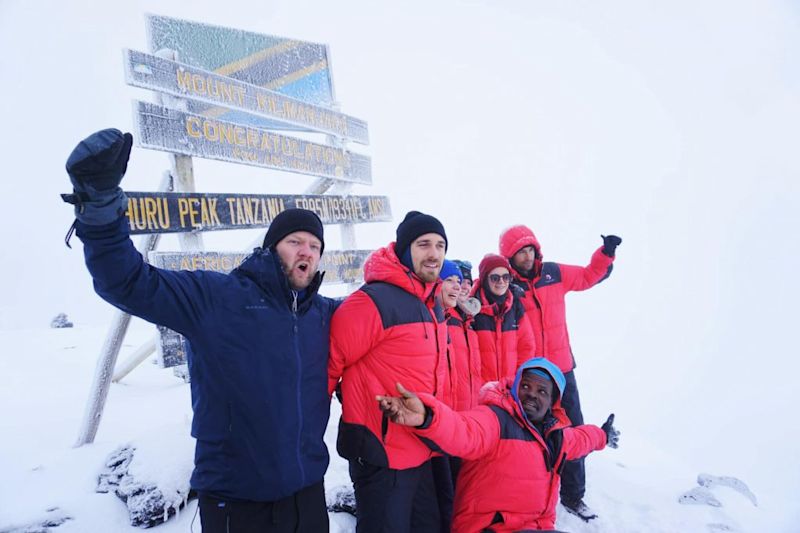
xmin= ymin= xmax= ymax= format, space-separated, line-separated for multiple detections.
xmin=471 ymin=254 xmax=536 ymax=384
xmin=498 ymin=225 xmax=621 ymax=522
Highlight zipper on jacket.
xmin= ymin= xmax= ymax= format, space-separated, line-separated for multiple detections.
xmin=290 ymin=289 xmax=305 ymax=485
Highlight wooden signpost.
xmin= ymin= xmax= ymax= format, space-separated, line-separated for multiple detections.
xmin=133 ymin=101 xmax=372 ymax=183
xmin=76 ymin=14 xmax=389 ymax=447
xmin=125 ymin=191 xmax=391 ymax=234
xmin=124 ymin=49 xmax=369 ymax=144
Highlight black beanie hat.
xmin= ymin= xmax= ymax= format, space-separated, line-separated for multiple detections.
xmin=395 ymin=211 xmax=448 ymax=259
xmin=263 ymin=208 xmax=325 ymax=253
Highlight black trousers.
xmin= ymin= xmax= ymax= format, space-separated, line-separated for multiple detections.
xmin=349 ymin=459 xmax=440 ymax=533
xmin=198 ymin=481 xmax=328 ymax=533
xmin=431 ymin=455 xmax=454 ymax=533
xmin=559 ymin=370 xmax=586 ymax=502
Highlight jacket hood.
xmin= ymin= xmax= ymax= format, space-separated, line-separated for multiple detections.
xmin=479 ymin=373 xmax=570 ymax=434
xmin=235 ymin=247 xmax=322 ymax=311
xmin=500 ymin=225 xmax=543 ymax=280
xmin=363 ymin=242 xmax=438 ymax=301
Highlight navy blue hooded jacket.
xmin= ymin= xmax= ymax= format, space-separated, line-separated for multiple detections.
xmin=76 ymin=217 xmax=337 ymax=502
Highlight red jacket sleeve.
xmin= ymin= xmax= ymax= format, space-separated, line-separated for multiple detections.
xmin=561 ymin=424 xmax=607 ymax=461
xmin=559 ymin=246 xmax=614 ymax=293
xmin=328 ymin=290 xmax=385 ymax=395
xmin=412 ymin=393 xmax=501 ymax=461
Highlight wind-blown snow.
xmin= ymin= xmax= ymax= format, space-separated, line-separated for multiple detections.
xmin=1 ymin=0 xmax=798 ymax=531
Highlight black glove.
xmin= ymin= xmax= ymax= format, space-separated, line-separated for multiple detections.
xmin=601 ymin=235 xmax=622 ymax=257
xmin=601 ymin=413 xmax=620 ymax=449
xmin=63 ymin=129 xmax=133 ymax=226
xmin=66 ymin=128 xmax=133 ymax=193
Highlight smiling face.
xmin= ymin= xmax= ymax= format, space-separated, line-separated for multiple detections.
xmin=459 ymin=278 xmax=472 ymax=301
xmin=486 ymin=266 xmax=511 ymax=297
xmin=517 ymin=371 xmax=554 ymax=423
xmin=274 ymin=231 xmax=322 ymax=290
xmin=410 ymin=233 xmax=446 ymax=283
xmin=440 ymin=275 xmax=461 ymax=308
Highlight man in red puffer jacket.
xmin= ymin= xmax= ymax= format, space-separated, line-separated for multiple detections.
xmin=499 ymin=225 xmax=621 ymax=521
xmin=329 ymin=211 xmax=450 ymax=533
xmin=376 ymin=357 xmax=620 ymax=533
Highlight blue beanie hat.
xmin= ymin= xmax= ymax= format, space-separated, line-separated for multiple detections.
xmin=511 ymin=357 xmax=566 ymax=404
xmin=439 ymin=260 xmax=463 ymax=282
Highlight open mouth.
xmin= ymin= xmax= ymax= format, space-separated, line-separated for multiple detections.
xmin=297 ymin=262 xmax=309 ymax=273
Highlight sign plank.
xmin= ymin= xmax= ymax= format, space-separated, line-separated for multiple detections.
xmin=125 ymin=49 xmax=368 ymax=144
xmin=149 ymin=249 xmax=372 ymax=368
xmin=133 ymin=101 xmax=372 ymax=184
xmin=125 ymin=191 xmax=391 ymax=234
xmin=147 ymin=14 xmax=334 ymax=106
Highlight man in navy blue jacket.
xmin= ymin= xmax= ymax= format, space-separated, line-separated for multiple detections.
xmin=63 ymin=129 xmax=337 ymax=532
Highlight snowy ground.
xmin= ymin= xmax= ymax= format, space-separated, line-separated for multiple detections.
xmin=0 ymin=320 xmax=776 ymax=533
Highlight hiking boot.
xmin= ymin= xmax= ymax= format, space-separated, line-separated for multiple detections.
xmin=561 ymin=498 xmax=597 ymax=522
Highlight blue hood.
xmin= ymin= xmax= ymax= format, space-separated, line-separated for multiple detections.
xmin=510 ymin=357 xmax=566 ymax=412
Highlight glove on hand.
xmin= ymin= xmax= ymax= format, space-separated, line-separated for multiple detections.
xmin=601 ymin=235 xmax=622 ymax=257
xmin=601 ymin=413 xmax=620 ymax=449
xmin=63 ymin=129 xmax=133 ymax=225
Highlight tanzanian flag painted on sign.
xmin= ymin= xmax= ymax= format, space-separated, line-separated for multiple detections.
xmin=147 ymin=14 xmax=335 ymax=130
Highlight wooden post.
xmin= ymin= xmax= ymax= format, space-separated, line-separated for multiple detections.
xmin=73 ymin=174 xmax=170 ymax=446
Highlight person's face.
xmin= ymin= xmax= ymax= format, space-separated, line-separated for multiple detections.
xmin=275 ymin=231 xmax=322 ymax=290
xmin=440 ymin=275 xmax=461 ymax=308
xmin=458 ymin=278 xmax=472 ymax=301
xmin=512 ymin=245 xmax=537 ymax=273
xmin=518 ymin=372 xmax=554 ymax=423
xmin=410 ymin=233 xmax=446 ymax=283
xmin=486 ymin=267 xmax=511 ymax=297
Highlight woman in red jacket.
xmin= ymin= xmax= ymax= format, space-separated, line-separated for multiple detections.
xmin=376 ymin=357 xmax=619 ymax=533
xmin=471 ymin=254 xmax=536 ymax=384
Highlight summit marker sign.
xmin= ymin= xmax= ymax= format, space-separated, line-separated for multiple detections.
xmin=124 ymin=49 xmax=369 ymax=144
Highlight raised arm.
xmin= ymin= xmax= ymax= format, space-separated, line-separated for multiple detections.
xmin=559 ymin=235 xmax=621 ymax=292
xmin=65 ymin=129 xmax=211 ymax=337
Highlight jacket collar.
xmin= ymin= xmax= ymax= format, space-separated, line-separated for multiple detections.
xmin=363 ymin=243 xmax=440 ymax=303
xmin=235 ymin=247 xmax=323 ymax=312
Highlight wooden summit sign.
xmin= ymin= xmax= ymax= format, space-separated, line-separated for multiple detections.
xmin=149 ymin=249 xmax=373 ymax=368
xmin=133 ymin=101 xmax=372 ymax=184
xmin=125 ymin=191 xmax=391 ymax=234
xmin=124 ymin=49 xmax=369 ymax=144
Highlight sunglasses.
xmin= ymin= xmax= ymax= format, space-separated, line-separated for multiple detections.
xmin=488 ymin=273 xmax=511 ymax=284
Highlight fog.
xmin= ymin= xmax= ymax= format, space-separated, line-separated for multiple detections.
xmin=1 ymin=0 xmax=798 ymax=523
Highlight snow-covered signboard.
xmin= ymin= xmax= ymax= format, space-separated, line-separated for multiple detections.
xmin=148 ymin=249 xmax=371 ymax=282
xmin=147 ymin=14 xmax=335 ymax=130
xmin=149 ymin=249 xmax=372 ymax=368
xmin=125 ymin=191 xmax=391 ymax=234
xmin=133 ymin=101 xmax=372 ymax=183
xmin=124 ymin=49 xmax=369 ymax=144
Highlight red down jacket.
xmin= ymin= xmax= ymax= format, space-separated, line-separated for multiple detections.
xmin=328 ymin=243 xmax=449 ymax=470
xmin=446 ymin=306 xmax=482 ymax=411
xmin=500 ymin=226 xmax=614 ymax=373
xmin=414 ymin=364 xmax=607 ymax=532
xmin=472 ymin=284 xmax=536 ymax=384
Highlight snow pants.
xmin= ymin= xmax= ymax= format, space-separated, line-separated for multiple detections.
xmin=559 ymin=370 xmax=586 ymax=502
xmin=348 ymin=458 xmax=440 ymax=533
xmin=197 ymin=481 xmax=328 ymax=533
xmin=431 ymin=455 xmax=454 ymax=533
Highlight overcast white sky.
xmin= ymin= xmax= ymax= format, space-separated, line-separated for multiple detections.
xmin=1 ymin=0 xmax=799 ymax=516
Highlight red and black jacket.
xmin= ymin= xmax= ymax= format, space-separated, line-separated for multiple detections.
xmin=511 ymin=247 xmax=613 ymax=373
xmin=446 ymin=307 xmax=482 ymax=411
xmin=413 ymin=378 xmax=607 ymax=532
xmin=471 ymin=284 xmax=536 ymax=384
xmin=328 ymin=243 xmax=449 ymax=469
